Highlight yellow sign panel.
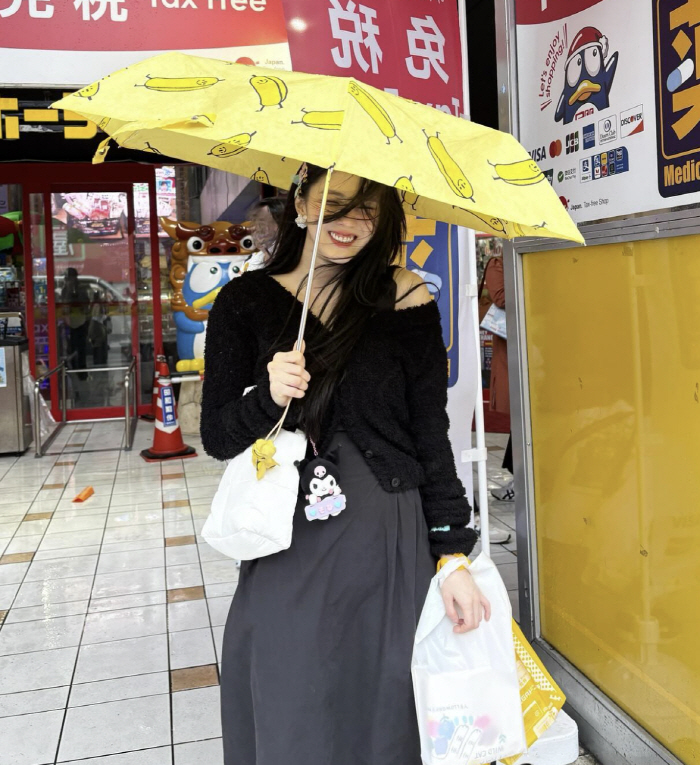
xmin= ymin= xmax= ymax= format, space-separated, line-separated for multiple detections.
xmin=0 ymin=94 xmax=97 ymax=141
xmin=523 ymin=236 xmax=700 ymax=764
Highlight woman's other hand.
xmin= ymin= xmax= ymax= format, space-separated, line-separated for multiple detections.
xmin=267 ymin=342 xmax=310 ymax=408
xmin=441 ymin=568 xmax=491 ymax=634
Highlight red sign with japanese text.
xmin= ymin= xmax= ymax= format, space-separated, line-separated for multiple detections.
xmin=283 ymin=0 xmax=465 ymax=115
xmin=515 ymin=0 xmax=604 ymax=25
xmin=0 ymin=0 xmax=291 ymax=86
xmin=0 ymin=0 xmax=463 ymax=115
xmin=0 ymin=0 xmax=287 ymax=51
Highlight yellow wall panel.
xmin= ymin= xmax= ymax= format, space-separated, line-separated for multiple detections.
xmin=523 ymin=237 xmax=700 ymax=764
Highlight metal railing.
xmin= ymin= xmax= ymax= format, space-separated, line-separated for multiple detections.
xmin=123 ymin=356 xmax=138 ymax=451
xmin=34 ymin=362 xmax=67 ymax=458
xmin=64 ymin=359 xmax=138 ymax=451
xmin=34 ymin=358 xmax=139 ymax=456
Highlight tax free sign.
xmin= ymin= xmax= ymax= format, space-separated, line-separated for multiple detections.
xmin=1 ymin=0 xmax=464 ymax=118
xmin=0 ymin=0 xmax=291 ymax=86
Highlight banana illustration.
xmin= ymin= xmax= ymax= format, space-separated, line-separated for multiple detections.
xmin=348 ymin=82 xmax=402 ymax=144
xmin=423 ymin=130 xmax=475 ymax=202
xmin=394 ymin=176 xmax=419 ymax=209
xmin=97 ymin=117 xmax=110 ymax=132
xmin=77 ymin=82 xmax=100 ymax=100
xmin=208 ymin=132 xmax=256 ymax=158
xmin=291 ymin=108 xmax=344 ymax=130
xmin=489 ymin=158 xmax=545 ymax=186
xmin=251 ymin=168 xmax=270 ymax=183
xmin=138 ymin=75 xmax=223 ymax=92
xmin=470 ymin=213 xmax=507 ymax=235
xmin=250 ymin=75 xmax=288 ymax=111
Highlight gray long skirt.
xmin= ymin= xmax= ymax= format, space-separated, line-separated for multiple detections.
xmin=220 ymin=431 xmax=435 ymax=765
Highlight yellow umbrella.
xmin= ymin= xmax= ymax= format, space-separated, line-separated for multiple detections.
xmin=53 ymin=52 xmax=583 ymax=479
xmin=52 ymin=51 xmax=583 ymax=245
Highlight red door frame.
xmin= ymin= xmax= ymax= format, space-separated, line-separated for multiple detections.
xmin=4 ymin=163 xmax=164 ymax=420
xmin=52 ymin=181 xmax=140 ymax=421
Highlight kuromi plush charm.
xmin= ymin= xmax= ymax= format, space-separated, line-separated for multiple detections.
xmin=295 ymin=447 xmax=347 ymax=521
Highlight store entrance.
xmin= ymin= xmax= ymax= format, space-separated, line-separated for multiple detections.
xmin=1 ymin=163 xmax=165 ymax=423
xmin=51 ymin=185 xmax=141 ymax=418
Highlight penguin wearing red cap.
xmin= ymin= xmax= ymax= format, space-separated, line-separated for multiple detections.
xmin=555 ymin=27 xmax=618 ymax=125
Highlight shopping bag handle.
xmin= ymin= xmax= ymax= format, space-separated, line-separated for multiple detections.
xmin=414 ymin=557 xmax=472 ymax=644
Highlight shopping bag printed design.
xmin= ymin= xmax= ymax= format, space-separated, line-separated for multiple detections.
xmin=412 ymin=556 xmax=526 ymax=765
xmin=500 ymin=621 xmax=566 ymax=765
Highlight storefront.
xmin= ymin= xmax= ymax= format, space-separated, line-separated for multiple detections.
xmin=1 ymin=0 xmax=480 ymax=471
xmin=497 ymin=1 xmax=700 ymax=763
xmin=0 ymin=1 xmax=290 ymax=428
xmin=0 ymin=159 xmax=174 ymax=421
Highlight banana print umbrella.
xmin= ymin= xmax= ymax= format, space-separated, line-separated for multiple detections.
xmin=52 ymin=51 xmax=583 ymax=245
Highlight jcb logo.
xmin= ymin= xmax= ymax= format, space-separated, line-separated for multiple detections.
xmin=566 ymin=132 xmax=580 ymax=154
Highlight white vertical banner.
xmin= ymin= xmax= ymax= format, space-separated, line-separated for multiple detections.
xmin=446 ymin=226 xmax=478 ymax=504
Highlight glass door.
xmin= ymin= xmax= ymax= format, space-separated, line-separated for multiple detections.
xmin=51 ymin=186 xmax=141 ymax=419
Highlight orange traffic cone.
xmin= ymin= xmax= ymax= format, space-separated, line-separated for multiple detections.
xmin=140 ymin=358 xmax=197 ymax=462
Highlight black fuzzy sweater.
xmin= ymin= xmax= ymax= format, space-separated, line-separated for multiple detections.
xmin=200 ymin=270 xmax=477 ymax=559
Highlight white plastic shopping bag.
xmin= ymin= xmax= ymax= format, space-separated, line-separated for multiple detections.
xmin=412 ymin=555 xmax=526 ymax=765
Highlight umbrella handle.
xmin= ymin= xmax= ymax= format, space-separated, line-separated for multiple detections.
xmin=295 ymin=165 xmax=335 ymax=351
xmin=265 ymin=165 xmax=335 ymax=442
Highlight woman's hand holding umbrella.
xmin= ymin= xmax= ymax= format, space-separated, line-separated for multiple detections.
xmin=268 ymin=343 xmax=310 ymax=408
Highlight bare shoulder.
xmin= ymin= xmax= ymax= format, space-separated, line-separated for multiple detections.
xmin=393 ymin=267 xmax=433 ymax=309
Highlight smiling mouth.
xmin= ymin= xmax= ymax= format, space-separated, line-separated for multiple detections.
xmin=329 ymin=231 xmax=357 ymax=246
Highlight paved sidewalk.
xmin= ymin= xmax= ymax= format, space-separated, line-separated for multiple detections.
xmin=0 ymin=422 xmax=228 ymax=764
xmin=0 ymin=422 xmax=595 ymax=765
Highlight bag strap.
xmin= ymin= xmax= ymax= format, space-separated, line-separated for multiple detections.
xmin=265 ymin=400 xmax=292 ymax=442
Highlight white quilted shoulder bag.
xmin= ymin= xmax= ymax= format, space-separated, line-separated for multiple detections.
xmin=202 ymin=400 xmax=307 ymax=561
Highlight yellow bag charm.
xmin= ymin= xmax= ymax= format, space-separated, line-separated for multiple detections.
xmin=252 ymin=438 xmax=279 ymax=480
xmin=500 ymin=620 xmax=567 ymax=765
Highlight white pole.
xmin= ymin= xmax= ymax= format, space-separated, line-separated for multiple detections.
xmin=457 ymin=0 xmax=491 ymax=557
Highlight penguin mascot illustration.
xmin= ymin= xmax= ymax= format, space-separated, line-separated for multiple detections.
xmin=555 ymin=27 xmax=618 ymax=125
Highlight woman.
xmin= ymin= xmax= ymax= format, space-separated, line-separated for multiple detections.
xmin=201 ymin=165 xmax=490 ymax=765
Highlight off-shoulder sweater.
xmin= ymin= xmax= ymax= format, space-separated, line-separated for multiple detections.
xmin=200 ymin=269 xmax=477 ymax=559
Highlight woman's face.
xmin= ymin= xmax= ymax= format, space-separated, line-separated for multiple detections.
xmin=296 ymin=172 xmax=378 ymax=265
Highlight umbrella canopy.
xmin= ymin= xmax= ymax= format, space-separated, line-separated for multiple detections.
xmin=52 ymin=52 xmax=583 ymax=245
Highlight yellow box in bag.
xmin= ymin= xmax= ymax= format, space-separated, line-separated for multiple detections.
xmin=500 ymin=621 xmax=567 ymax=765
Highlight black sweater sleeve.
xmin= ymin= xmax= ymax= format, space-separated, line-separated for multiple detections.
xmin=404 ymin=302 xmax=478 ymax=558
xmin=200 ymin=280 xmax=298 ymax=461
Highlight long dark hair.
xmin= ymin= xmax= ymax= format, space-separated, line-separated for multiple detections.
xmin=265 ymin=165 xmax=407 ymax=443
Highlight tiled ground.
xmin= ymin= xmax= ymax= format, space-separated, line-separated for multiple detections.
xmin=0 ymin=422 xmax=230 ymax=765
xmin=0 ymin=423 xmax=588 ymax=765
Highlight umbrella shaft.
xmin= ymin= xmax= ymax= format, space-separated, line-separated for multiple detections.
xmin=295 ymin=166 xmax=335 ymax=351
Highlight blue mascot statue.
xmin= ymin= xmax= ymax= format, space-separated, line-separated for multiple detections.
xmin=160 ymin=217 xmax=256 ymax=372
